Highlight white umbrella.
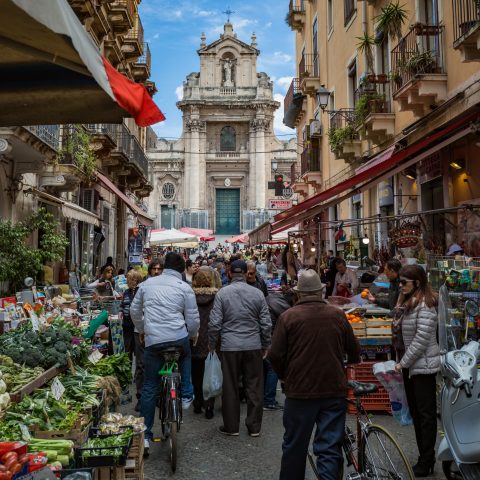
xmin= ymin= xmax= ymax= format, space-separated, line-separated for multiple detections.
xmin=149 ymin=228 xmax=198 ymax=246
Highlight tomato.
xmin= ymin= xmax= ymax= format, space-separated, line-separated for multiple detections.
xmin=0 ymin=453 xmax=16 ymax=465
xmin=0 ymin=472 xmax=12 ymax=480
xmin=18 ymin=455 xmax=29 ymax=465
xmin=9 ymin=463 xmax=21 ymax=475
xmin=3 ymin=458 xmax=16 ymax=472
xmin=0 ymin=466 xmax=7 ymax=473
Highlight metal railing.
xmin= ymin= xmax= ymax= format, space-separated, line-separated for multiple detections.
xmin=452 ymin=0 xmax=480 ymax=45
xmin=84 ymin=123 xmax=119 ymax=145
xmin=300 ymin=146 xmax=320 ymax=176
xmin=289 ymin=0 xmax=305 ymax=14
xmin=329 ymin=109 xmax=356 ymax=130
xmin=129 ymin=135 xmax=149 ymax=177
xmin=136 ymin=42 xmax=151 ymax=74
xmin=354 ymin=82 xmax=392 ymax=120
xmin=113 ymin=0 xmax=135 ymax=22
xmin=299 ymin=53 xmax=319 ymax=79
xmin=284 ymin=78 xmax=302 ymax=117
xmin=391 ymin=23 xmax=445 ymax=95
xmin=125 ymin=15 xmax=144 ymax=46
xmin=24 ymin=125 xmax=60 ymax=150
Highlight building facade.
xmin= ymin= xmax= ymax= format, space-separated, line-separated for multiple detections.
xmin=148 ymin=22 xmax=297 ymax=235
xmin=277 ymin=0 xmax=480 ymax=260
xmin=0 ymin=0 xmax=156 ymax=285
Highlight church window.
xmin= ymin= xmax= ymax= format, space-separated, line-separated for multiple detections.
xmin=162 ymin=182 xmax=175 ymax=200
xmin=220 ymin=126 xmax=236 ymax=151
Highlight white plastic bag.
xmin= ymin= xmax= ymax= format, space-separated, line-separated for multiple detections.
xmin=373 ymin=361 xmax=413 ymax=426
xmin=203 ymin=352 xmax=223 ymax=400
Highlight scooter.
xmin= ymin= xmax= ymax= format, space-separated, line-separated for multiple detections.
xmin=437 ymin=285 xmax=480 ymax=480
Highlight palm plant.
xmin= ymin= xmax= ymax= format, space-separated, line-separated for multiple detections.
xmin=375 ymin=1 xmax=409 ymax=43
xmin=356 ymin=33 xmax=376 ymax=74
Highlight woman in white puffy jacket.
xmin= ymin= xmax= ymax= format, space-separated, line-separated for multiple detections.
xmin=393 ymin=264 xmax=440 ymax=478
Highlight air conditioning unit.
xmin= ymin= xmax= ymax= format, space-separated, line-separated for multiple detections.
xmin=310 ymin=120 xmax=322 ymax=137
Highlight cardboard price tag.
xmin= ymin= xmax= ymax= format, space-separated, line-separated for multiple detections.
xmin=51 ymin=377 xmax=65 ymax=400
xmin=88 ymin=349 xmax=104 ymax=364
xmin=30 ymin=313 xmax=40 ymax=332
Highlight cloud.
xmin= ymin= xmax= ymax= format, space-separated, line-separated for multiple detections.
xmin=153 ymin=33 xmax=160 ymax=39
xmin=276 ymin=76 xmax=293 ymax=93
xmin=265 ymin=22 xmax=272 ymax=28
xmin=175 ymin=85 xmax=184 ymax=101
xmin=261 ymin=51 xmax=294 ymax=66
xmin=273 ymin=93 xmax=296 ymax=135
xmin=197 ymin=10 xmax=215 ymax=17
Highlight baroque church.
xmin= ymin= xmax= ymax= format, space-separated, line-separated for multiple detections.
xmin=147 ymin=22 xmax=297 ymax=235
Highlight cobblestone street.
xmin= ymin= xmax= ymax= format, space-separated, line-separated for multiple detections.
xmin=123 ymin=396 xmax=445 ymax=480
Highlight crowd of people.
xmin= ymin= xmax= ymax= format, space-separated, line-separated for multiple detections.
xmin=84 ymin=243 xmax=441 ymax=479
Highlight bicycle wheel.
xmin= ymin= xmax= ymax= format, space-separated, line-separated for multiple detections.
xmin=361 ymin=424 xmax=414 ymax=480
xmin=170 ymin=421 xmax=177 ymax=472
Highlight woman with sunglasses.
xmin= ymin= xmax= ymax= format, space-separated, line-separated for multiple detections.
xmin=393 ymin=264 xmax=440 ymax=477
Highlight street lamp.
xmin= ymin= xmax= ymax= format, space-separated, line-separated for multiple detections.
xmin=316 ymin=85 xmax=330 ymax=111
xmin=362 ymin=234 xmax=370 ymax=245
xmin=271 ymin=158 xmax=278 ymax=172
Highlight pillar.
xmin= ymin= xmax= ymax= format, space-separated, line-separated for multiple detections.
xmin=254 ymin=117 xmax=268 ymax=209
xmin=248 ymin=120 xmax=257 ymax=209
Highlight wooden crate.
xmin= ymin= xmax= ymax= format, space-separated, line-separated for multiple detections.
xmin=351 ymin=322 xmax=366 ymax=337
xmin=366 ymin=326 xmax=392 ymax=336
xmin=128 ymin=432 xmax=144 ymax=464
xmin=366 ymin=318 xmax=392 ymax=327
xmin=96 ymin=467 xmax=125 ymax=480
xmin=30 ymin=420 xmax=91 ymax=446
xmin=124 ymin=459 xmax=143 ymax=480
xmin=9 ymin=366 xmax=64 ymax=403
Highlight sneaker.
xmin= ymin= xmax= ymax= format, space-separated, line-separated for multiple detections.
xmin=248 ymin=431 xmax=261 ymax=437
xmin=143 ymin=438 xmax=150 ymax=457
xmin=182 ymin=397 xmax=193 ymax=410
xmin=218 ymin=426 xmax=239 ymax=436
xmin=263 ymin=403 xmax=284 ymax=411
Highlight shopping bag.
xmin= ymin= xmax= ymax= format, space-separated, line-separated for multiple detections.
xmin=373 ymin=361 xmax=413 ymax=426
xmin=203 ymin=352 xmax=223 ymax=400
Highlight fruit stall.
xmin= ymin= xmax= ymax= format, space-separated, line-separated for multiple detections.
xmin=0 ymin=296 xmax=144 ymax=480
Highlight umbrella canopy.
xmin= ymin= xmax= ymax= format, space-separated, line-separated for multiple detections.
xmin=149 ymin=228 xmax=198 ymax=246
xmin=225 ymin=233 xmax=249 ymax=244
xmin=178 ymin=227 xmax=215 ymax=242
xmin=0 ymin=0 xmax=165 ymax=126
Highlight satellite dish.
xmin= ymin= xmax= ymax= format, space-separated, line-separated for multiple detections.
xmin=24 ymin=277 xmax=34 ymax=288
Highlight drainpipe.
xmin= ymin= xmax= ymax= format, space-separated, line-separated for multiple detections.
xmin=362 ymin=0 xmax=368 ymax=74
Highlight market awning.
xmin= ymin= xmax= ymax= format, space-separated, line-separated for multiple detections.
xmin=96 ymin=172 xmax=153 ymax=227
xmin=225 ymin=233 xmax=249 ymax=244
xmin=271 ymin=109 xmax=480 ymax=235
xmin=149 ymin=228 xmax=198 ymax=245
xmin=0 ymin=0 xmax=165 ymax=126
xmin=248 ymin=221 xmax=271 ymax=246
xmin=178 ymin=227 xmax=215 ymax=242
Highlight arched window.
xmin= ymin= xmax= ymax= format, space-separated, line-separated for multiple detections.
xmin=162 ymin=182 xmax=175 ymax=200
xmin=220 ymin=126 xmax=236 ymax=151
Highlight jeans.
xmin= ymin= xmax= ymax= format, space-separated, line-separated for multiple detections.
xmin=280 ymin=396 xmax=346 ymax=480
xmin=140 ymin=336 xmax=193 ymax=440
xmin=263 ymin=359 xmax=278 ymax=406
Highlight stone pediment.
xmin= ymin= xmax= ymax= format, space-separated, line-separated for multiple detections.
xmin=198 ymin=23 xmax=259 ymax=56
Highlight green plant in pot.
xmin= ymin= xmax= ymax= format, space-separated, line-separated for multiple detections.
xmin=375 ymin=1 xmax=409 ymax=43
xmin=356 ymin=33 xmax=376 ymax=75
xmin=328 ymin=124 xmax=357 ymax=152
xmin=405 ymin=50 xmax=436 ymax=75
xmin=57 ymin=126 xmax=97 ymax=179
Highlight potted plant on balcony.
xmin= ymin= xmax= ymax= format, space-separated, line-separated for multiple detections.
xmin=328 ymin=124 xmax=357 ymax=153
xmin=356 ymin=33 xmax=376 ymax=76
xmin=375 ymin=1 xmax=409 ymax=43
xmin=405 ymin=50 xmax=436 ymax=76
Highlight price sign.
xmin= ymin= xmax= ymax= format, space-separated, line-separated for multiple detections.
xmin=51 ymin=377 xmax=65 ymax=401
xmin=30 ymin=313 xmax=40 ymax=332
xmin=88 ymin=349 xmax=104 ymax=365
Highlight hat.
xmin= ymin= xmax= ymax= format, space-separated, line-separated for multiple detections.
xmin=230 ymin=260 xmax=248 ymax=274
xmin=447 ymin=243 xmax=463 ymax=256
xmin=293 ymin=269 xmax=325 ymax=293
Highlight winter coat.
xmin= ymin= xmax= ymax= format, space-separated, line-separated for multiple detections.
xmin=247 ymin=274 xmax=269 ymax=297
xmin=266 ymin=293 xmax=292 ymax=331
xmin=398 ymin=302 xmax=440 ymax=376
xmin=191 ymin=288 xmax=218 ymax=359
xmin=376 ymin=277 xmax=401 ymax=311
xmin=268 ymin=296 xmax=361 ymax=399
xmin=208 ymin=277 xmax=271 ymax=351
xmin=120 ymin=287 xmax=138 ymax=330
xmin=130 ymin=269 xmax=200 ymax=348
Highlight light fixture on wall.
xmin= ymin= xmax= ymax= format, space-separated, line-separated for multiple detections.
xmin=449 ymin=159 xmax=465 ymax=170
xmin=362 ymin=233 xmax=370 ymax=245
xmin=404 ymin=167 xmax=417 ymax=181
xmin=271 ymin=158 xmax=278 ymax=172
xmin=316 ymin=85 xmax=330 ymax=111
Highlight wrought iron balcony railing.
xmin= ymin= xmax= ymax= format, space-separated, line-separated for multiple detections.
xmin=129 ymin=135 xmax=149 ymax=177
xmin=136 ymin=42 xmax=151 ymax=74
xmin=353 ymin=82 xmax=392 ymax=121
xmin=329 ymin=109 xmax=356 ymax=131
xmin=24 ymin=125 xmax=60 ymax=150
xmin=452 ymin=0 xmax=480 ymax=46
xmin=125 ymin=15 xmax=144 ymax=46
xmin=284 ymin=78 xmax=302 ymax=118
xmin=299 ymin=53 xmax=319 ymax=79
xmin=289 ymin=0 xmax=305 ymax=14
xmin=391 ymin=23 xmax=445 ymax=95
xmin=300 ymin=146 xmax=320 ymax=176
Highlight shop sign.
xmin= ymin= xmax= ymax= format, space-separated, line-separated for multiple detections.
xmin=268 ymin=199 xmax=293 ymax=210
xmin=128 ymin=227 xmax=144 ymax=265
xmin=418 ymin=152 xmax=442 ymax=184
xmin=282 ymin=187 xmax=294 ymax=199
xmin=378 ymin=180 xmax=394 ymax=207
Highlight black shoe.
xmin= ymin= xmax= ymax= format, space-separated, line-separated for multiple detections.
xmin=248 ymin=431 xmax=260 ymax=437
xmin=218 ymin=426 xmax=239 ymax=436
xmin=412 ymin=461 xmax=435 ymax=477
xmin=193 ymin=406 xmax=203 ymax=414
xmin=134 ymin=401 xmax=140 ymax=412
xmin=263 ymin=403 xmax=283 ymax=411
xmin=205 ymin=406 xmax=214 ymax=419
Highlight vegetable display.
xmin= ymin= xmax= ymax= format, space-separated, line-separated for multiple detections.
xmin=80 ymin=430 xmax=132 ymax=459
xmin=89 ymin=353 xmax=132 ymax=388
xmin=0 ymin=356 xmax=44 ymax=395
xmin=27 ymin=439 xmax=74 ymax=467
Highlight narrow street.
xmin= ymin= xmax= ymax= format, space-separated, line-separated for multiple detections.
xmin=123 ymin=396 xmax=445 ymax=480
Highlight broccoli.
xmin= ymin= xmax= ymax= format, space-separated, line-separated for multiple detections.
xmin=57 ymin=330 xmax=72 ymax=343
xmin=24 ymin=349 xmax=43 ymax=368
xmin=54 ymin=341 xmax=68 ymax=354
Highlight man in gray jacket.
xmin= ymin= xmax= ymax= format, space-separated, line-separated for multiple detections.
xmin=208 ymin=260 xmax=272 ymax=437
xmin=131 ymin=252 xmax=200 ymax=453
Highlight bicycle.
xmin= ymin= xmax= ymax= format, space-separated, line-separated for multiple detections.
xmin=308 ymin=380 xmax=414 ymax=480
xmin=157 ymin=347 xmax=183 ymax=473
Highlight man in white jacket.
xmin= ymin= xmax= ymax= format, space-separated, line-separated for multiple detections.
xmin=130 ymin=252 xmax=200 ymax=453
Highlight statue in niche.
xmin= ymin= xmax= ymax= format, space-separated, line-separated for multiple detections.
xmin=223 ymin=59 xmax=235 ymax=87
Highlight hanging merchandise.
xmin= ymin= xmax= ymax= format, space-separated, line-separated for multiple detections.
xmin=389 ymin=219 xmax=422 ymax=248
xmin=335 ymin=221 xmax=347 ymax=242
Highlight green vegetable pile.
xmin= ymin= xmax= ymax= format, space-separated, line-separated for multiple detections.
xmin=0 ymin=354 xmax=44 ymax=393
xmin=80 ymin=430 xmax=132 ymax=459
xmin=0 ymin=318 xmax=91 ymax=368
xmin=89 ymin=353 xmax=132 ymax=388
xmin=28 ymin=438 xmax=74 ymax=467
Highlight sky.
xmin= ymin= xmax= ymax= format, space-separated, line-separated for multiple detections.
xmin=138 ymin=0 xmax=297 ymax=141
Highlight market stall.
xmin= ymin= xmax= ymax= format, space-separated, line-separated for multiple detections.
xmin=0 ymin=293 xmax=144 ymax=480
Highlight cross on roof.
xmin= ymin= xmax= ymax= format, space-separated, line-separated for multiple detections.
xmin=223 ymin=7 xmax=235 ymax=22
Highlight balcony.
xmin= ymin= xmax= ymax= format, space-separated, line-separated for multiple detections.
xmin=129 ymin=135 xmax=149 ymax=179
xmin=299 ymin=53 xmax=320 ymax=97
xmin=300 ymin=145 xmax=322 ymax=190
xmin=286 ymin=0 xmax=305 ymax=32
xmin=106 ymin=0 xmax=135 ymax=34
xmin=123 ymin=15 xmax=144 ymax=59
xmin=283 ymin=78 xmax=306 ymax=128
xmin=328 ymin=109 xmax=362 ymax=162
xmin=354 ymin=83 xmax=395 ymax=145
xmin=84 ymin=124 xmax=119 ymax=157
xmin=453 ymin=0 xmax=480 ymax=61
xmin=132 ymin=43 xmax=151 ymax=82
xmin=391 ymin=24 xmax=448 ymax=116
xmin=103 ymin=39 xmax=123 ymax=68
xmin=24 ymin=125 xmax=60 ymax=151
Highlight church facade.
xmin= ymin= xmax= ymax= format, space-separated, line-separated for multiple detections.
xmin=147 ymin=22 xmax=297 ymax=234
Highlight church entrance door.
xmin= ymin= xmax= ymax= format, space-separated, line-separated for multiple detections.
xmin=161 ymin=205 xmax=176 ymax=229
xmin=215 ymin=188 xmax=240 ymax=234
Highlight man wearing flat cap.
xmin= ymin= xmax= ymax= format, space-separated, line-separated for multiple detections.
xmin=269 ymin=269 xmax=360 ymax=480
xmin=208 ymin=259 xmax=272 ymax=437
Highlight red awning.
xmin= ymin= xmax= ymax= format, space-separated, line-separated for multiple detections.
xmin=225 ymin=234 xmax=249 ymax=244
xmin=271 ymin=110 xmax=480 ymax=235
xmin=179 ymin=227 xmax=215 ymax=241
xmin=96 ymin=172 xmax=154 ymax=227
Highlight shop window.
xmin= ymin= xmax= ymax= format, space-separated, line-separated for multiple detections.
xmin=220 ymin=126 xmax=236 ymax=151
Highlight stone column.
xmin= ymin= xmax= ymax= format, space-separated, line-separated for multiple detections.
xmin=198 ymin=123 xmax=207 ymax=210
xmin=254 ymin=117 xmax=269 ymax=209
xmin=183 ymin=119 xmax=191 ymax=209
xmin=248 ymin=120 xmax=256 ymax=209
xmin=186 ymin=119 xmax=205 ymax=210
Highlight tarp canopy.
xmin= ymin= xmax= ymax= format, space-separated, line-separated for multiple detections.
xmin=178 ymin=227 xmax=215 ymax=242
xmin=225 ymin=233 xmax=249 ymax=244
xmin=149 ymin=228 xmax=198 ymax=246
xmin=0 ymin=0 xmax=165 ymax=126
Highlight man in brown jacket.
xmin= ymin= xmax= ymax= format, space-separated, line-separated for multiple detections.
xmin=269 ymin=269 xmax=360 ymax=480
